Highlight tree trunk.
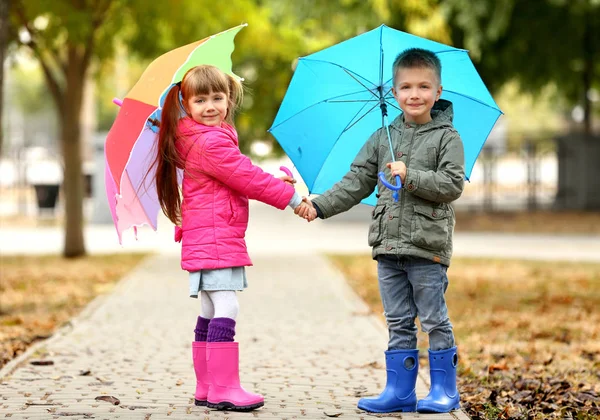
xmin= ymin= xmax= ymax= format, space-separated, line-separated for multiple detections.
xmin=0 ymin=0 xmax=9 ymax=157
xmin=60 ymin=46 xmax=87 ymax=257
xmin=582 ymin=3 xmax=594 ymax=136
xmin=555 ymin=134 xmax=600 ymax=211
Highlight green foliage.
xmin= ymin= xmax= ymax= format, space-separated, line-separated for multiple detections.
xmin=10 ymin=62 xmax=51 ymax=115
xmin=14 ymin=0 xmax=596 ymax=150
xmin=443 ymin=0 xmax=600 ymax=104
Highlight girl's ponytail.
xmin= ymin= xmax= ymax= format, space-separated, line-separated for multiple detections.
xmin=225 ymin=75 xmax=244 ymax=125
xmin=153 ymin=84 xmax=184 ymax=225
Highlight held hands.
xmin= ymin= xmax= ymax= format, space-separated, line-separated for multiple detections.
xmin=386 ymin=161 xmax=407 ymax=183
xmin=295 ymin=197 xmax=317 ymax=222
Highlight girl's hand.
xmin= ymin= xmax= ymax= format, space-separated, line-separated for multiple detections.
xmin=279 ymin=175 xmax=296 ymax=185
xmin=386 ymin=161 xmax=407 ymax=183
xmin=295 ymin=197 xmax=317 ymax=222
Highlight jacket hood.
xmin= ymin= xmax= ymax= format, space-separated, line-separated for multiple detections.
xmin=391 ymin=99 xmax=454 ymax=132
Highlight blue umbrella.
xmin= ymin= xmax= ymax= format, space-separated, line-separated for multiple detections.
xmin=269 ymin=24 xmax=502 ymax=205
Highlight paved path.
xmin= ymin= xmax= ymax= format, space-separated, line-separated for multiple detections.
xmin=2 ymin=204 xmax=599 ymax=419
xmin=0 ymin=252 xmax=468 ymax=419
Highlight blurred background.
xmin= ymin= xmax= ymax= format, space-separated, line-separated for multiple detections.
xmin=0 ymin=0 xmax=598 ymax=257
xmin=1 ymin=3 xmax=599 ymax=418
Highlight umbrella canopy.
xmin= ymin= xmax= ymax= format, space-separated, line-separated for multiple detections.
xmin=104 ymin=24 xmax=246 ymax=242
xmin=269 ymin=24 xmax=502 ymax=205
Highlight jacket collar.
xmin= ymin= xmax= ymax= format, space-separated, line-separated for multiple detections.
xmin=390 ymin=99 xmax=454 ymax=132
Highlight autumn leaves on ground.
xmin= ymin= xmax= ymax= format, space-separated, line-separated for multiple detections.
xmin=1 ymin=211 xmax=599 ymax=419
xmin=0 ymin=254 xmax=148 ymax=369
xmin=329 ymin=256 xmax=600 ymax=419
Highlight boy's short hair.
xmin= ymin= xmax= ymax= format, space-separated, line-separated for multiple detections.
xmin=392 ymin=48 xmax=442 ymax=85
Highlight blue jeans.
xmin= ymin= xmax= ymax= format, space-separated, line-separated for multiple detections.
xmin=377 ymin=255 xmax=455 ymax=351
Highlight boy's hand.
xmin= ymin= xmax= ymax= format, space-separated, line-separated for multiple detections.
xmin=386 ymin=161 xmax=407 ymax=183
xmin=295 ymin=197 xmax=317 ymax=222
xmin=279 ymin=175 xmax=296 ymax=185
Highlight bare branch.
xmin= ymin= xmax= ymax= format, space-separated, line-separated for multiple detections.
xmin=81 ymin=0 xmax=114 ymax=78
xmin=12 ymin=0 xmax=64 ymax=111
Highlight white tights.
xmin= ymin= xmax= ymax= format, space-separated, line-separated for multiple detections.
xmin=200 ymin=290 xmax=239 ymax=320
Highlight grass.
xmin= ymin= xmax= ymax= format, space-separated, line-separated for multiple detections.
xmin=0 ymin=253 xmax=149 ymax=370
xmin=454 ymin=211 xmax=600 ymax=235
xmin=328 ymin=255 xmax=600 ymax=419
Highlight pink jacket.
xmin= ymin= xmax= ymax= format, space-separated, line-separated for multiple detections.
xmin=175 ymin=117 xmax=295 ymax=271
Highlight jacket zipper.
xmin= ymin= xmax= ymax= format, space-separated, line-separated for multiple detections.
xmin=398 ymin=125 xmax=417 ymax=244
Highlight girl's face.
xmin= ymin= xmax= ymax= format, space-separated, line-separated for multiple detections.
xmin=392 ymin=67 xmax=442 ymax=124
xmin=185 ymin=90 xmax=229 ymax=127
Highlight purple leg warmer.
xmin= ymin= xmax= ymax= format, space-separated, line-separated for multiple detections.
xmin=207 ymin=317 xmax=236 ymax=342
xmin=194 ymin=316 xmax=210 ymax=342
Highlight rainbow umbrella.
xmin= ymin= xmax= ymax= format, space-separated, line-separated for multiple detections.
xmin=105 ymin=24 xmax=246 ymax=243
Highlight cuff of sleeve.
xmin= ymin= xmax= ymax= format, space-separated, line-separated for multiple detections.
xmin=287 ymin=191 xmax=303 ymax=209
xmin=312 ymin=202 xmax=324 ymax=219
xmin=404 ymin=169 xmax=419 ymax=193
xmin=311 ymin=197 xmax=332 ymax=218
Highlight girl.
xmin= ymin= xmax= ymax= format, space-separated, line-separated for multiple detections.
xmin=154 ymin=65 xmax=305 ymax=412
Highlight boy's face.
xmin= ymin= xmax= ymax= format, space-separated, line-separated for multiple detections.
xmin=392 ymin=66 xmax=442 ymax=125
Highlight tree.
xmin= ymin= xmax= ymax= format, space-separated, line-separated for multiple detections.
xmin=443 ymin=0 xmax=598 ymax=134
xmin=442 ymin=0 xmax=600 ymax=210
xmin=9 ymin=0 xmax=189 ymax=257
xmin=0 ymin=0 xmax=9 ymax=158
xmin=8 ymin=0 xmax=262 ymax=256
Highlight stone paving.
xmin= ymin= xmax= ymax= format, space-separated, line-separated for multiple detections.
xmin=0 ymin=253 xmax=469 ymax=419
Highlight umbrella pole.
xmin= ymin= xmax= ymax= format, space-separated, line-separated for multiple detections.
xmin=378 ymin=88 xmax=402 ymax=200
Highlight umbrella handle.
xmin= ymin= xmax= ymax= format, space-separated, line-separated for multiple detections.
xmin=279 ymin=166 xmax=293 ymax=178
xmin=378 ymin=172 xmax=402 ymax=202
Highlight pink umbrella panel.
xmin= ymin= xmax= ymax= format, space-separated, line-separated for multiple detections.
xmin=105 ymin=124 xmax=180 ymax=243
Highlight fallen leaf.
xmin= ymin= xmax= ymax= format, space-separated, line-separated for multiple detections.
xmin=30 ymin=360 xmax=54 ymax=366
xmin=94 ymin=396 xmax=120 ymax=405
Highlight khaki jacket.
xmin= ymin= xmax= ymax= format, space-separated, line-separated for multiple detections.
xmin=312 ymin=99 xmax=465 ymax=266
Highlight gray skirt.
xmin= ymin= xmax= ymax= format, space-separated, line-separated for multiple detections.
xmin=189 ymin=267 xmax=248 ymax=298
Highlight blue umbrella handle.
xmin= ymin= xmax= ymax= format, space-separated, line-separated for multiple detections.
xmin=378 ymin=172 xmax=402 ymax=202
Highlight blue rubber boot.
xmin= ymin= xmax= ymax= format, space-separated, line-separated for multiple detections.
xmin=417 ymin=346 xmax=460 ymax=413
xmin=357 ymin=349 xmax=418 ymax=413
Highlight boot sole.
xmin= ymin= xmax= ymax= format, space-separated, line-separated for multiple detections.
xmin=417 ymin=404 xmax=460 ymax=413
xmin=357 ymin=405 xmax=417 ymax=413
xmin=194 ymin=399 xmax=207 ymax=406
xmin=207 ymin=401 xmax=264 ymax=412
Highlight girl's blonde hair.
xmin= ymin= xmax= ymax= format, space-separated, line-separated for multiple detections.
xmin=153 ymin=65 xmax=244 ymax=225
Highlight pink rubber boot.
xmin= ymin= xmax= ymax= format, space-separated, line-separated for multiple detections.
xmin=206 ymin=342 xmax=264 ymax=411
xmin=192 ymin=342 xmax=210 ymax=406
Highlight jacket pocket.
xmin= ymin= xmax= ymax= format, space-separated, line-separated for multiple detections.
xmin=227 ymin=193 xmax=238 ymax=225
xmin=368 ymin=204 xmax=386 ymax=247
xmin=410 ymin=205 xmax=448 ymax=251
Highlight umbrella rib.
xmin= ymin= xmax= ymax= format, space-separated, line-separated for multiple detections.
xmin=440 ymin=88 xmax=502 ymax=112
xmin=327 ymin=87 xmax=392 ymax=104
xmin=327 ymin=99 xmax=380 ymax=103
xmin=385 ymin=100 xmax=401 ymax=113
xmin=342 ymin=69 xmax=381 ymax=101
xmin=302 ymin=58 xmax=380 ymax=98
xmin=270 ymin=88 xmax=381 ymax=130
xmin=382 ymin=76 xmax=500 ymax=112
xmin=342 ymin=102 xmax=380 ymax=135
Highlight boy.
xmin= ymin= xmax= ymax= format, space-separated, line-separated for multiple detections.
xmin=297 ymin=48 xmax=465 ymax=413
